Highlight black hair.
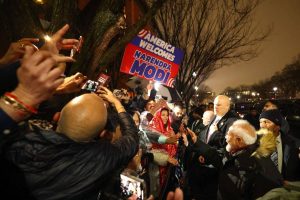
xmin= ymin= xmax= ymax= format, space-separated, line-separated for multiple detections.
xmin=193 ymin=107 xmax=204 ymax=116
xmin=265 ymin=100 xmax=279 ymax=108
xmin=161 ymin=107 xmax=169 ymax=114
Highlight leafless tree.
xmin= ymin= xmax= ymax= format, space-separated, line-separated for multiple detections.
xmin=146 ymin=0 xmax=270 ymax=105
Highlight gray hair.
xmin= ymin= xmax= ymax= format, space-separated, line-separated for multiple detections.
xmin=228 ymin=120 xmax=257 ymax=145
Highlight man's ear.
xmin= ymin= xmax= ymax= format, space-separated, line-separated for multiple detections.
xmin=236 ymin=137 xmax=246 ymax=147
xmin=52 ymin=112 xmax=61 ymax=122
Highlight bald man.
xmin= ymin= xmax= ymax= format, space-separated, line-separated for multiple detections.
xmin=56 ymin=93 xmax=108 ymax=142
xmin=186 ymin=95 xmax=239 ymax=199
xmin=5 ymin=89 xmax=139 ymax=200
xmin=192 ymin=120 xmax=282 ymax=199
xmin=205 ymin=95 xmax=239 ymax=148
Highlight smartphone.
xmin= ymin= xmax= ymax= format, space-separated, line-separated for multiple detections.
xmin=97 ymin=73 xmax=111 ymax=87
xmin=113 ymin=89 xmax=126 ymax=99
xmin=70 ymin=36 xmax=83 ymax=58
xmin=120 ymin=173 xmax=147 ymax=200
xmin=81 ymin=80 xmax=99 ymax=92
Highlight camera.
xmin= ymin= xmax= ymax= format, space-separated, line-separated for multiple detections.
xmin=120 ymin=172 xmax=147 ymax=200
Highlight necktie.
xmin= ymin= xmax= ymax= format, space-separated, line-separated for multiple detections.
xmin=271 ymin=150 xmax=278 ymax=168
xmin=206 ymin=118 xmax=220 ymax=143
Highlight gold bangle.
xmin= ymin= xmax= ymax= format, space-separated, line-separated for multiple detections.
xmin=2 ymin=95 xmax=31 ymax=114
xmin=4 ymin=92 xmax=37 ymax=114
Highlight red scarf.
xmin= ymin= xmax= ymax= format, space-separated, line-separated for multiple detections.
xmin=149 ymin=108 xmax=177 ymax=157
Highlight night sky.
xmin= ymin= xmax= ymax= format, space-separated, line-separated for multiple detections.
xmin=204 ymin=0 xmax=300 ymax=94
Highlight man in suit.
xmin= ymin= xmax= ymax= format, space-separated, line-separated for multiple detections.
xmin=185 ymin=95 xmax=239 ymax=199
xmin=259 ymin=109 xmax=300 ymax=181
xmin=192 ymin=120 xmax=283 ymax=199
xmin=205 ymin=95 xmax=239 ymax=148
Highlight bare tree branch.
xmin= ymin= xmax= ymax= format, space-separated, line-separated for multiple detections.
xmin=153 ymin=0 xmax=270 ymax=104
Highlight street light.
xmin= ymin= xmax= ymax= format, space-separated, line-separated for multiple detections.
xmin=273 ymin=87 xmax=278 ymax=99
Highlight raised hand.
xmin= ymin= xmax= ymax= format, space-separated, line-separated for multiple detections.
xmin=181 ymin=132 xmax=189 ymax=146
xmin=97 ymin=86 xmax=119 ymax=104
xmin=55 ymin=72 xmax=87 ymax=94
xmin=41 ymin=24 xmax=79 ymax=56
xmin=97 ymin=86 xmax=125 ymax=113
xmin=0 ymin=38 xmax=39 ymax=67
xmin=13 ymin=46 xmax=71 ymax=107
xmin=187 ymin=128 xmax=197 ymax=144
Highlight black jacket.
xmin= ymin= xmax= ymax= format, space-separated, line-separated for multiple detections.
xmin=192 ymin=140 xmax=283 ymax=200
xmin=281 ymin=133 xmax=300 ymax=181
xmin=4 ymin=112 xmax=139 ymax=200
xmin=204 ymin=111 xmax=239 ymax=148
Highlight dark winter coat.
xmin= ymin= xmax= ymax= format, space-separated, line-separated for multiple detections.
xmin=204 ymin=111 xmax=239 ymax=148
xmin=192 ymin=140 xmax=283 ymax=200
xmin=280 ymin=133 xmax=300 ymax=181
xmin=4 ymin=112 xmax=139 ymax=200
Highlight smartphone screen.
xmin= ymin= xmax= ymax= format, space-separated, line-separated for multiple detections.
xmin=120 ymin=173 xmax=146 ymax=200
xmin=81 ymin=80 xmax=99 ymax=92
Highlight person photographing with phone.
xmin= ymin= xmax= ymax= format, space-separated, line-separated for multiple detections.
xmin=2 ymin=86 xmax=140 ymax=200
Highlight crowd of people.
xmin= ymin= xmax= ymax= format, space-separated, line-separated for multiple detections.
xmin=0 ymin=24 xmax=300 ymax=200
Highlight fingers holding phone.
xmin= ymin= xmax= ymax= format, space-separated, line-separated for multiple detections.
xmin=97 ymin=86 xmax=125 ymax=113
xmin=70 ymin=36 xmax=83 ymax=58
xmin=121 ymin=172 xmax=147 ymax=200
xmin=55 ymin=72 xmax=87 ymax=94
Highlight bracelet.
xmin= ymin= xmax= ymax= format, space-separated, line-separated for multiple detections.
xmin=1 ymin=97 xmax=30 ymax=117
xmin=1 ymin=96 xmax=31 ymax=117
xmin=3 ymin=92 xmax=38 ymax=114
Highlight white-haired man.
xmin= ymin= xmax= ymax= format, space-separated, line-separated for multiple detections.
xmin=185 ymin=95 xmax=238 ymax=199
xmin=191 ymin=120 xmax=282 ymax=199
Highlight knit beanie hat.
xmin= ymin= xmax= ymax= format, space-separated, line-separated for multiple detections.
xmin=259 ymin=109 xmax=282 ymax=126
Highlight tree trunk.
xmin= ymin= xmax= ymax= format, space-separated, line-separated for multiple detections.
xmin=93 ymin=0 xmax=166 ymax=76
xmin=70 ymin=0 xmax=126 ymax=78
xmin=48 ymin=0 xmax=78 ymax=37
xmin=0 ymin=0 xmax=43 ymax=42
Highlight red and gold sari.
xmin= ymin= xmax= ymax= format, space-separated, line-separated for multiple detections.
xmin=149 ymin=108 xmax=177 ymax=189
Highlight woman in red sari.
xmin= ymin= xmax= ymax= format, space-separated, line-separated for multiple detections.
xmin=149 ymin=107 xmax=178 ymax=197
